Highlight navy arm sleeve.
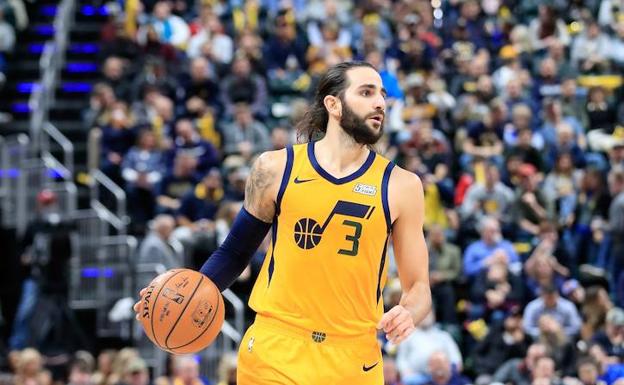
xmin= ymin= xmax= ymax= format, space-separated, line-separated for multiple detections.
xmin=199 ymin=207 xmax=272 ymax=291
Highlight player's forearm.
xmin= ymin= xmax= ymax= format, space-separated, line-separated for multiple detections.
xmin=399 ymin=281 xmax=432 ymax=326
xmin=199 ymin=207 xmax=271 ymax=291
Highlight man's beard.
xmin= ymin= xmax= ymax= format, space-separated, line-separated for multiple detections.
xmin=339 ymin=99 xmax=384 ymax=145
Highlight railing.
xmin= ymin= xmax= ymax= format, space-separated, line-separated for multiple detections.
xmin=42 ymin=121 xmax=74 ymax=176
xmin=222 ymin=289 xmax=245 ymax=336
xmin=29 ymin=0 xmax=75 ymax=151
xmin=0 ymin=135 xmax=31 ymax=233
xmin=90 ymin=169 xmax=128 ymax=234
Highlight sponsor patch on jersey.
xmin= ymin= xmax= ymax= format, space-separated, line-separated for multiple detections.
xmin=353 ymin=183 xmax=377 ymax=196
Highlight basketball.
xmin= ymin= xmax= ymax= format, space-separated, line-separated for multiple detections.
xmin=139 ymin=269 xmax=224 ymax=354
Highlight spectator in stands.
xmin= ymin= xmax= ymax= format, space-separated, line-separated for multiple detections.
xmin=84 ymin=83 xmax=118 ymax=129
xmin=145 ymin=1 xmax=190 ymax=49
xmin=221 ymin=102 xmax=271 ymax=158
xmin=156 ymin=152 xmax=200 ymax=215
xmin=137 ymin=214 xmax=182 ymax=271
xmin=471 ymin=309 xmax=530 ymax=382
xmin=396 ymin=310 xmax=463 ymax=385
xmin=492 ymin=342 xmax=549 ymax=385
xmin=67 ymin=355 xmax=94 ymax=385
xmin=13 ymin=348 xmax=51 ymax=385
xmin=220 ymin=55 xmax=268 ymax=119
xmin=428 ymin=225 xmax=461 ymax=326
xmin=131 ymin=57 xmax=179 ymax=102
xmin=588 ymin=343 xmax=624 ymax=385
xmin=122 ymin=129 xmax=164 ymax=227
xmin=117 ymin=357 xmax=149 ymax=385
xmin=591 ymin=307 xmax=624 ymax=360
xmin=462 ymin=216 xmax=520 ymax=278
xmin=459 ymin=162 xmax=515 ymax=234
xmin=581 ymin=286 xmax=613 ymax=342
xmin=522 ymin=283 xmax=582 ymax=339
xmin=560 ymin=77 xmax=589 ymax=131
xmin=424 ymin=351 xmax=471 ymax=385
xmin=186 ymin=13 xmax=233 ymax=66
xmin=170 ymin=118 xmax=219 ymax=174
xmin=570 ymin=19 xmax=610 ymax=74
xmin=263 ymin=9 xmax=308 ymax=72
xmin=609 ymin=167 xmax=624 ymax=286
xmin=178 ymin=57 xmax=220 ymax=116
xmin=469 ymin=261 xmax=524 ymax=322
xmin=513 ymin=163 xmax=551 ymax=239
xmin=174 ymin=168 xmax=223 ymax=265
xmin=528 ymin=5 xmax=570 ymax=51
xmin=535 ymin=314 xmax=576 ymax=375
xmin=575 ymin=357 xmax=602 ymax=385
xmin=99 ymin=102 xmax=137 ymax=183
xmin=169 ymin=355 xmax=207 ymax=385
xmin=216 ymin=353 xmax=237 ymax=385
xmin=92 ymin=350 xmax=116 ymax=385
xmin=101 ymin=56 xmax=132 ymax=103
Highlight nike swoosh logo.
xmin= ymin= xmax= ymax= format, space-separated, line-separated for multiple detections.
xmin=294 ymin=176 xmax=316 ymax=184
xmin=362 ymin=362 xmax=378 ymax=372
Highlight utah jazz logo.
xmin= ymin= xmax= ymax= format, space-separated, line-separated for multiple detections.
xmin=294 ymin=200 xmax=375 ymax=255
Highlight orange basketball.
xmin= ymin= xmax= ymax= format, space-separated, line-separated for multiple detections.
xmin=138 ymin=269 xmax=224 ymax=354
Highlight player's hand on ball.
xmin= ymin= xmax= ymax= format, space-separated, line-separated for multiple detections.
xmin=377 ymin=305 xmax=415 ymax=344
xmin=133 ymin=287 xmax=148 ymax=321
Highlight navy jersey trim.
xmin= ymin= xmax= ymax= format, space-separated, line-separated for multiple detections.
xmin=307 ymin=141 xmax=376 ymax=185
xmin=267 ymin=220 xmax=277 ymax=287
xmin=276 ymin=146 xmax=294 ymax=215
xmin=381 ymin=162 xmax=395 ymax=233
xmin=268 ymin=146 xmax=293 ymax=287
xmin=376 ymin=236 xmax=389 ymax=304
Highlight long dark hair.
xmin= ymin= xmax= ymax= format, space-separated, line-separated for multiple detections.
xmin=296 ymin=61 xmax=375 ymax=143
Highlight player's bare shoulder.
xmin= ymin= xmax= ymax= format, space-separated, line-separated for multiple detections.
xmin=387 ymin=164 xmax=425 ymax=224
xmin=244 ymin=148 xmax=288 ymax=222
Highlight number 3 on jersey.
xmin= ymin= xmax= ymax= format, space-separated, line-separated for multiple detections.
xmin=338 ymin=220 xmax=362 ymax=256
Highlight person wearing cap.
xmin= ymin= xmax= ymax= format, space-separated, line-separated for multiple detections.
xmin=591 ymin=307 xmax=624 ymax=360
xmin=120 ymin=357 xmax=149 ymax=385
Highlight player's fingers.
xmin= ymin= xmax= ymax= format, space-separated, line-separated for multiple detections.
xmin=139 ymin=287 xmax=147 ymax=297
xmin=389 ymin=322 xmax=413 ymax=343
xmin=386 ymin=315 xmax=412 ymax=339
xmin=384 ymin=310 xmax=411 ymax=334
xmin=392 ymin=325 xmax=415 ymax=345
xmin=377 ymin=306 xmax=403 ymax=330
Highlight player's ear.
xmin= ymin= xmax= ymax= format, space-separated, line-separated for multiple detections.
xmin=323 ymin=95 xmax=341 ymax=118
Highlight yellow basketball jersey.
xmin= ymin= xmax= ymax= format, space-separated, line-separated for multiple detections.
xmin=249 ymin=141 xmax=395 ymax=338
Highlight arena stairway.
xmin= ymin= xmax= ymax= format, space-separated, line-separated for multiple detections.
xmin=1 ymin=1 xmax=107 ymax=208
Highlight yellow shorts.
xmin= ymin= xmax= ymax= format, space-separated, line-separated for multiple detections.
xmin=237 ymin=315 xmax=383 ymax=385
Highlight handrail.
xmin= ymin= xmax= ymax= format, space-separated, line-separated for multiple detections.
xmin=28 ymin=0 xmax=76 ymax=152
xmin=91 ymin=200 xmax=127 ymax=232
xmin=220 ymin=320 xmax=242 ymax=344
xmin=222 ymin=289 xmax=245 ymax=334
xmin=42 ymin=122 xmax=74 ymax=175
xmin=90 ymin=169 xmax=128 ymax=232
xmin=15 ymin=135 xmax=30 ymax=236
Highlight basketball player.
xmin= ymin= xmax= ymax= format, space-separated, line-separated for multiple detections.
xmin=134 ymin=61 xmax=431 ymax=384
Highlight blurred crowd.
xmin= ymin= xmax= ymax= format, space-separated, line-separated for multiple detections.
xmin=7 ymin=0 xmax=624 ymax=383
xmin=0 ymin=347 xmax=237 ymax=385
